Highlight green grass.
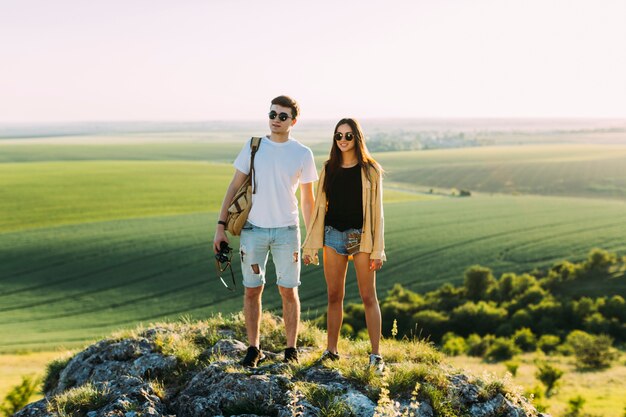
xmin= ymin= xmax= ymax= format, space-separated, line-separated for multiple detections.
xmin=0 ymin=143 xmax=244 ymax=163
xmin=1 ymin=195 xmax=625 ymax=353
xmin=375 ymin=144 xmax=626 ymax=200
xmin=1 ymin=141 xmax=626 ymax=351
xmin=0 ymin=161 xmax=232 ymax=232
xmin=1 ymin=157 xmax=626 ymax=352
xmin=447 ymin=353 xmax=626 ymax=417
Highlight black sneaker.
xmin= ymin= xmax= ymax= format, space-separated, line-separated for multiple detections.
xmin=241 ymin=346 xmax=265 ymax=368
xmin=284 ymin=347 xmax=299 ymax=363
xmin=319 ymin=350 xmax=340 ymax=362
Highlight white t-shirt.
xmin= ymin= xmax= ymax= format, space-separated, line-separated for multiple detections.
xmin=233 ymin=136 xmax=318 ymax=228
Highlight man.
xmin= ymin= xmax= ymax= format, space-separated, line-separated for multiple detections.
xmin=213 ymin=95 xmax=317 ymax=367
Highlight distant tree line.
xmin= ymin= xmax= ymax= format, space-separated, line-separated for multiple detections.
xmin=366 ymin=130 xmax=493 ymax=152
xmin=319 ymin=248 xmax=625 ymax=365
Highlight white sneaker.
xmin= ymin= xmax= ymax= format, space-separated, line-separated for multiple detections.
xmin=369 ymin=354 xmax=385 ymax=375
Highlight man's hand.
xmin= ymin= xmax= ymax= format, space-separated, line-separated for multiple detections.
xmin=370 ymin=259 xmax=383 ymax=272
xmin=303 ymin=254 xmax=313 ymax=265
xmin=214 ymin=228 xmax=229 ymax=253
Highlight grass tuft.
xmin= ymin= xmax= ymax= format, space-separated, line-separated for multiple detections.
xmin=48 ymin=382 xmax=111 ymax=417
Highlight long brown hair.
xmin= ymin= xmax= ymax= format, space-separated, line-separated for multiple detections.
xmin=323 ymin=118 xmax=381 ymax=197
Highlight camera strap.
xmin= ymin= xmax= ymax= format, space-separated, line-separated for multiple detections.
xmin=216 ymin=259 xmax=236 ymax=291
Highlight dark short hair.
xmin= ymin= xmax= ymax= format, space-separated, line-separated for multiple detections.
xmin=271 ymin=95 xmax=300 ymax=119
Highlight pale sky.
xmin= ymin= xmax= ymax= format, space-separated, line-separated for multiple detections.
xmin=1 ymin=0 xmax=625 ymax=122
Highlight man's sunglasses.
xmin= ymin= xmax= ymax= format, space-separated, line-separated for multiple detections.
xmin=334 ymin=132 xmax=354 ymax=141
xmin=269 ymin=111 xmax=292 ymax=122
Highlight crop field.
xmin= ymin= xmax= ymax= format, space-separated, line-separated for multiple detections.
xmin=376 ymin=144 xmax=626 ymax=200
xmin=2 ymin=141 xmax=626 ymax=355
xmin=1 ymin=135 xmax=626 ymax=415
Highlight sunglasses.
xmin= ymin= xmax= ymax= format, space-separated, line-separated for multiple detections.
xmin=334 ymin=132 xmax=355 ymax=141
xmin=269 ymin=111 xmax=292 ymax=122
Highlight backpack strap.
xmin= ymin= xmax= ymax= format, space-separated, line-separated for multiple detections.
xmin=250 ymin=137 xmax=262 ymax=194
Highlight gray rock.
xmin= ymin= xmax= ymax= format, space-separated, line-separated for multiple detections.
xmin=207 ymin=338 xmax=248 ymax=358
xmin=15 ymin=327 xmax=547 ymax=417
xmin=343 ymin=389 xmax=376 ymax=416
xmin=469 ymin=393 xmax=525 ymax=417
xmin=13 ymin=399 xmax=52 ymax=417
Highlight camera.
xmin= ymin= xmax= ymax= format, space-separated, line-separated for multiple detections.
xmin=215 ymin=241 xmax=232 ymax=263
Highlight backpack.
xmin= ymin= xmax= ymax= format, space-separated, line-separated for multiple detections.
xmin=225 ymin=137 xmax=262 ymax=236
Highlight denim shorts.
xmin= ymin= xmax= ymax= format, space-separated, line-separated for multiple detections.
xmin=324 ymin=225 xmax=363 ymax=256
xmin=239 ymin=221 xmax=301 ymax=288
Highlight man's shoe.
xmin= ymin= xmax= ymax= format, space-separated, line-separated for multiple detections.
xmin=319 ymin=350 xmax=340 ymax=363
xmin=241 ymin=346 xmax=265 ymax=368
xmin=369 ymin=354 xmax=385 ymax=375
xmin=284 ymin=347 xmax=299 ymax=363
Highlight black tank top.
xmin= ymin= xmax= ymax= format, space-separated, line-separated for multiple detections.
xmin=325 ymin=165 xmax=363 ymax=231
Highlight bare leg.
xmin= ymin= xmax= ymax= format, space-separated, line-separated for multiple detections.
xmin=244 ymin=285 xmax=264 ymax=347
xmin=354 ymin=252 xmax=381 ymax=355
xmin=323 ymin=246 xmax=349 ymax=353
xmin=278 ymin=286 xmax=300 ymax=348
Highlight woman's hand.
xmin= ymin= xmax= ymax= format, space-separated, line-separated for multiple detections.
xmin=370 ymin=259 xmax=383 ymax=271
xmin=303 ymin=255 xmax=313 ymax=265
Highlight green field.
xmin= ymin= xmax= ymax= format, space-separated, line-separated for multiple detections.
xmin=376 ymin=144 xmax=626 ymax=200
xmin=447 ymin=353 xmax=626 ymax=417
xmin=1 ymin=135 xmax=626 ymax=416
xmin=2 ymin=141 xmax=626 ymax=353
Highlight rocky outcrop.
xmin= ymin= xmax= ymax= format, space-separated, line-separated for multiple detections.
xmin=15 ymin=324 xmax=550 ymax=417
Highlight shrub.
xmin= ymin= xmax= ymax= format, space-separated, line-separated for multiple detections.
xmin=583 ymin=248 xmax=617 ymax=273
xmin=563 ymin=395 xmax=587 ymax=417
xmin=512 ymin=328 xmax=537 ymax=352
xmin=441 ymin=333 xmax=467 ymax=356
xmin=566 ymin=330 xmax=619 ymax=369
xmin=43 ymin=356 xmax=73 ymax=393
xmin=510 ymin=309 xmax=533 ymax=329
xmin=0 ymin=375 xmax=40 ymax=417
xmin=535 ymin=362 xmax=563 ymax=397
xmin=484 ymin=337 xmax=520 ymax=362
xmin=412 ymin=310 xmax=449 ymax=342
xmin=451 ymin=302 xmax=507 ymax=336
xmin=583 ymin=312 xmax=612 ymax=334
xmin=600 ymin=295 xmax=626 ymax=321
xmin=504 ymin=360 xmax=520 ymax=377
xmin=466 ymin=333 xmax=494 ymax=357
xmin=537 ymin=334 xmax=560 ymax=355
xmin=464 ymin=265 xmax=496 ymax=301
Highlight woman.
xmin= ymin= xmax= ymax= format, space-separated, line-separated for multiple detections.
xmin=303 ymin=117 xmax=386 ymax=373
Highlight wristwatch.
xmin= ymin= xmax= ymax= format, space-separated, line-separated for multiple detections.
xmin=217 ymin=220 xmax=227 ymax=227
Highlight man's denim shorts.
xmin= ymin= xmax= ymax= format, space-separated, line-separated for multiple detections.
xmin=239 ymin=221 xmax=301 ymax=288
xmin=324 ymin=225 xmax=363 ymax=256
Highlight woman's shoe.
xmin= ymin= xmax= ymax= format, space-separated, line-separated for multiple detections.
xmin=369 ymin=354 xmax=385 ymax=375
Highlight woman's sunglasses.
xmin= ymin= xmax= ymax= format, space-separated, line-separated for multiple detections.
xmin=268 ymin=111 xmax=292 ymax=122
xmin=334 ymin=132 xmax=354 ymax=141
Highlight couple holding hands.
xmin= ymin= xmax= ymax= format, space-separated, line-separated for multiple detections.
xmin=213 ymin=95 xmax=386 ymax=373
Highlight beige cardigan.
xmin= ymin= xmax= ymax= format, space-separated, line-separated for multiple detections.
xmin=302 ymin=163 xmax=386 ymax=265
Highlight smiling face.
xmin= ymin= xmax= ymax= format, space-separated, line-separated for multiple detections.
xmin=334 ymin=123 xmax=356 ymax=154
xmin=268 ymin=104 xmax=296 ymax=135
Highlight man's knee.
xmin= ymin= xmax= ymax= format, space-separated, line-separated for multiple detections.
xmin=245 ymin=286 xmax=264 ymax=301
xmin=278 ymin=286 xmax=299 ymax=302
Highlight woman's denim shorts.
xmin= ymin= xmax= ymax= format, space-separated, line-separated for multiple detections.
xmin=324 ymin=225 xmax=362 ymax=256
